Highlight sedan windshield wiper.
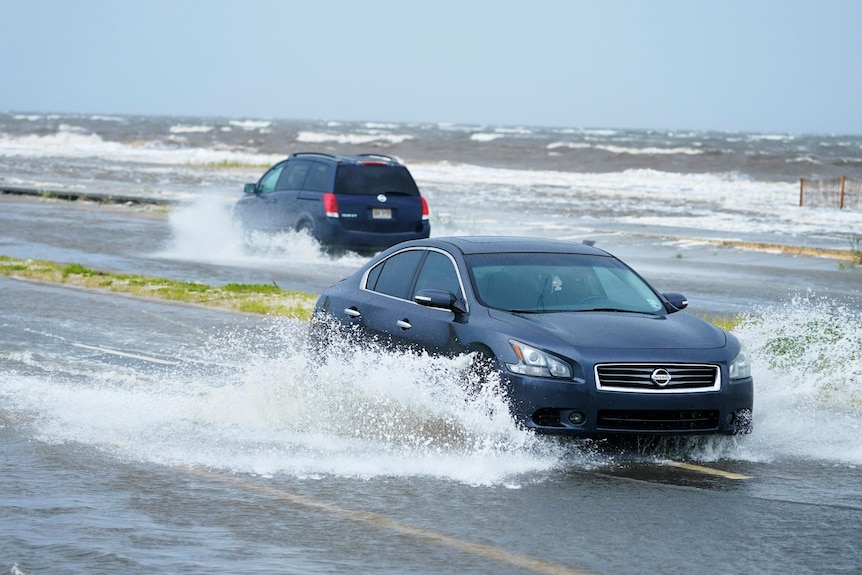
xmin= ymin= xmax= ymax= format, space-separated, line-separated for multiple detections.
xmin=505 ymin=308 xmax=544 ymax=314
xmin=577 ymin=307 xmax=655 ymax=314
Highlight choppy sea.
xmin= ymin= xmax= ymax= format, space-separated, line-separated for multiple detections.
xmin=2 ymin=111 xmax=861 ymax=250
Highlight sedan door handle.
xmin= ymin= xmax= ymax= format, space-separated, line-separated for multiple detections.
xmin=396 ymin=319 xmax=412 ymax=330
xmin=344 ymin=307 xmax=361 ymax=318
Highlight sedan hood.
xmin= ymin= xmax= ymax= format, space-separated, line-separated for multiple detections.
xmin=489 ymin=309 xmax=727 ymax=350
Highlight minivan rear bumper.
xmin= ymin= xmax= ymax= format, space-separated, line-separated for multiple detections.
xmin=318 ymin=220 xmax=431 ymax=252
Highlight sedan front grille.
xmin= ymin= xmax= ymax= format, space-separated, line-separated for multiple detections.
xmin=595 ymin=363 xmax=720 ymax=393
xmin=597 ymin=409 xmax=720 ymax=431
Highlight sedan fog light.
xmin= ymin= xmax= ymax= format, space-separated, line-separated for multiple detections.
xmin=734 ymin=408 xmax=753 ymax=428
xmin=568 ymin=411 xmax=586 ymax=425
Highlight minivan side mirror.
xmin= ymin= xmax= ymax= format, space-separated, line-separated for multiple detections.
xmin=662 ymin=292 xmax=688 ymax=311
xmin=243 ymin=183 xmax=258 ymax=195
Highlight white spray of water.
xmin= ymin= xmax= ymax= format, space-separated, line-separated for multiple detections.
xmin=4 ymin=297 xmax=862 ymax=486
xmin=2 ymin=319 xmax=571 ymax=486
xmin=731 ymin=294 xmax=862 ymax=464
xmin=159 ymin=195 xmax=367 ymax=271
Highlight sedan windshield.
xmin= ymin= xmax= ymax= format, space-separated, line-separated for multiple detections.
xmin=466 ymin=253 xmax=665 ymax=314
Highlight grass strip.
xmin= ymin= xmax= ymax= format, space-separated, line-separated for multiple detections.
xmin=0 ymin=255 xmax=317 ymax=320
xmin=1 ymin=254 xmax=745 ymax=329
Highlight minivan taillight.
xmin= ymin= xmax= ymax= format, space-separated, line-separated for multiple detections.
xmin=323 ymin=193 xmax=339 ymax=218
xmin=421 ymin=196 xmax=430 ymax=221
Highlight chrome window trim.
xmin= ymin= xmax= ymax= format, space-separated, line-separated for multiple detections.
xmin=360 ymin=246 xmax=469 ymax=313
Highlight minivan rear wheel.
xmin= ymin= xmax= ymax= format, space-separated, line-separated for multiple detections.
xmin=296 ymin=220 xmax=317 ymax=241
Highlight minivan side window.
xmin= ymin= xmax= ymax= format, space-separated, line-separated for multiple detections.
xmin=365 ymin=249 xmax=424 ymax=300
xmin=275 ymin=159 xmax=313 ymax=191
xmin=258 ymin=162 xmax=285 ymax=194
xmin=302 ymin=161 xmax=334 ymax=192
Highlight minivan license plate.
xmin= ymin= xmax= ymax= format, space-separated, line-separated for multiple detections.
xmin=372 ymin=208 xmax=392 ymax=219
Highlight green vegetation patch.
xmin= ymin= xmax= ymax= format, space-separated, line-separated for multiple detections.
xmin=2 ymin=255 xmax=750 ymax=331
xmin=0 ymin=254 xmax=317 ymax=320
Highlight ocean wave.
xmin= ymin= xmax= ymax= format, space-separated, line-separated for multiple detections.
xmin=787 ymin=156 xmax=821 ymax=165
xmin=470 ymin=133 xmax=505 ymax=142
xmin=0 ymin=129 xmax=281 ymax=166
xmin=296 ymin=131 xmax=413 ymax=145
xmin=546 ymin=141 xmax=704 ymax=155
xmin=364 ymin=122 xmax=400 ymax=130
xmin=229 ymin=119 xmax=272 ymax=130
xmin=748 ymin=134 xmax=797 ymax=142
xmin=494 ymin=127 xmax=533 ymax=135
xmin=169 ymin=124 xmax=215 ymax=134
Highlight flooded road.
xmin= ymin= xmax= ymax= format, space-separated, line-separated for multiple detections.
xmin=2 ymin=196 xmax=862 ymax=574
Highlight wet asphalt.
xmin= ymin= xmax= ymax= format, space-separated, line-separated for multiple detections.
xmin=2 ymin=195 xmax=862 ymax=575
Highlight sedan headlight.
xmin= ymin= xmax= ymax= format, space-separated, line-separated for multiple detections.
xmin=506 ymin=339 xmax=572 ymax=379
xmin=729 ymin=342 xmax=752 ymax=380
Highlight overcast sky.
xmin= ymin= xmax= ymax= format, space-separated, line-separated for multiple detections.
xmin=2 ymin=0 xmax=860 ymax=134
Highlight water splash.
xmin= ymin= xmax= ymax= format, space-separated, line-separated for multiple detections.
xmin=731 ymin=293 xmax=862 ymax=464
xmin=160 ymin=195 xmax=368 ymax=269
xmin=3 ymin=296 xmax=861 ymax=485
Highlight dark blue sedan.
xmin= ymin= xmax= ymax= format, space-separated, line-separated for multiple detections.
xmin=313 ymin=236 xmax=753 ymax=436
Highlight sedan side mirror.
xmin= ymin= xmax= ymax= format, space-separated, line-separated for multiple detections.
xmin=243 ymin=183 xmax=258 ymax=195
xmin=415 ymin=289 xmax=468 ymax=320
xmin=662 ymin=292 xmax=688 ymax=311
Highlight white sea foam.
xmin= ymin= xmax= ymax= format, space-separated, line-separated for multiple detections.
xmin=0 ymin=128 xmax=282 ymax=167
xmin=546 ymin=141 xmax=704 ymax=155
xmin=747 ymin=133 xmax=796 ymax=142
xmin=229 ymin=119 xmax=272 ymax=130
xmin=296 ymin=131 xmax=413 ymax=145
xmin=470 ymin=133 xmax=505 ymax=142
xmin=169 ymin=124 xmax=215 ymax=134
xmin=409 ymin=162 xmax=862 ymax=242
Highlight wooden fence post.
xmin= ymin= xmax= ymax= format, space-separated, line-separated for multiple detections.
xmin=839 ymin=175 xmax=846 ymax=209
xmin=799 ymin=178 xmax=805 ymax=207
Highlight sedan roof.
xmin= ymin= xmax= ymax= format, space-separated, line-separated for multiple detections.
xmin=422 ymin=236 xmax=609 ymax=257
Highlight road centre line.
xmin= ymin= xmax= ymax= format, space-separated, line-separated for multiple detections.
xmin=664 ymin=460 xmax=753 ymax=480
xmin=72 ymin=342 xmax=179 ymax=365
xmin=189 ymin=467 xmax=597 ymax=575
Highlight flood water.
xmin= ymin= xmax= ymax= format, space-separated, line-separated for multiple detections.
xmin=2 ymin=196 xmax=862 ymax=574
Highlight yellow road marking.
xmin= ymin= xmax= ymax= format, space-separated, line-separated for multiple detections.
xmin=189 ymin=468 xmax=596 ymax=575
xmin=664 ymin=460 xmax=753 ymax=480
xmin=72 ymin=342 xmax=179 ymax=365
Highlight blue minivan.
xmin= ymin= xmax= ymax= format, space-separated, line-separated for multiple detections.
xmin=233 ymin=152 xmax=430 ymax=253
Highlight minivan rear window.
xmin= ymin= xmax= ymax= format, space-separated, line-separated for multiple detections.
xmin=335 ymin=165 xmax=420 ymax=196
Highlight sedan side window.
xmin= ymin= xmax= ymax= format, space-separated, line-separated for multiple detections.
xmin=365 ymin=249 xmax=424 ymax=300
xmin=258 ymin=163 xmax=285 ymax=194
xmin=413 ymin=251 xmax=462 ymax=298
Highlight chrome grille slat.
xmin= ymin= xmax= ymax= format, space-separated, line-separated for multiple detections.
xmin=595 ymin=363 xmax=720 ymax=393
